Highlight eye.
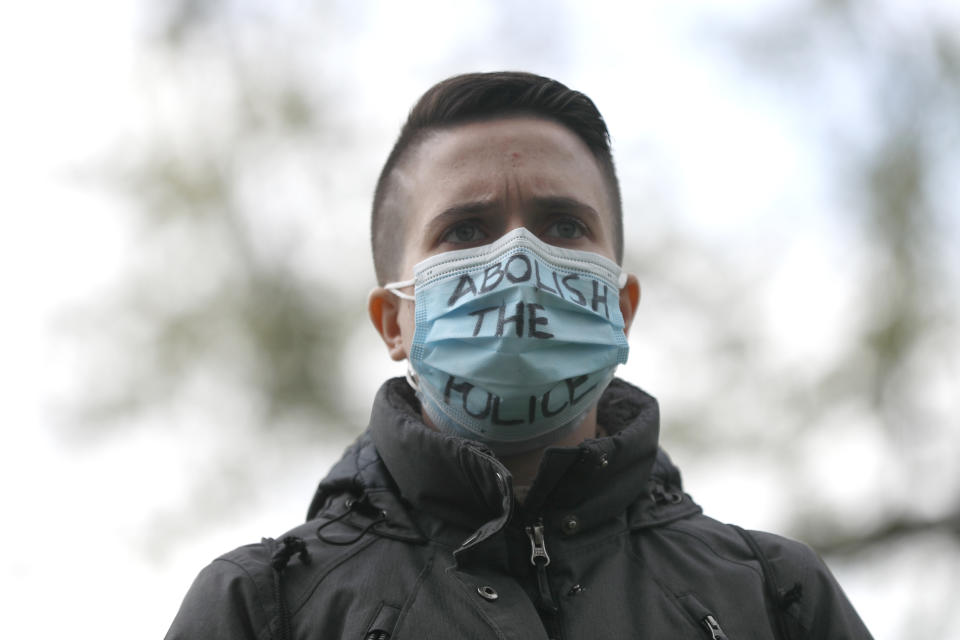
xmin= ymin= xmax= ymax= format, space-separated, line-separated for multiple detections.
xmin=544 ymin=218 xmax=586 ymax=240
xmin=441 ymin=221 xmax=488 ymax=245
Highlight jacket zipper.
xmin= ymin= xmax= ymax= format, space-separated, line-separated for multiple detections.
xmin=702 ymin=614 xmax=730 ymax=640
xmin=678 ymin=592 xmax=732 ymax=640
xmin=524 ymin=518 xmax=563 ymax=639
xmin=525 ymin=519 xmax=559 ymax=615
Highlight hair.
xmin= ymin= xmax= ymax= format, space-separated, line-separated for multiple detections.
xmin=370 ymin=71 xmax=623 ymax=285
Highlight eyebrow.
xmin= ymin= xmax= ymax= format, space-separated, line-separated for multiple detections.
xmin=428 ymin=196 xmax=600 ymax=229
xmin=434 ymin=199 xmax=501 ymax=223
xmin=528 ymin=196 xmax=601 ymax=220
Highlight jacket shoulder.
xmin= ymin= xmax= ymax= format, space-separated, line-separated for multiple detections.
xmin=165 ymin=517 xmax=386 ymax=640
xmin=164 ymin=542 xmax=278 ymax=640
xmin=745 ymin=529 xmax=874 ymax=640
xmin=632 ymin=514 xmax=871 ymax=639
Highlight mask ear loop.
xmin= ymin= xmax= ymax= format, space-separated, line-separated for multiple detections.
xmin=384 ymin=278 xmax=416 ymax=301
xmin=404 ymin=363 xmax=420 ymax=392
xmin=381 ymin=278 xmax=419 ymax=390
xmin=617 ymin=272 xmax=628 ymax=289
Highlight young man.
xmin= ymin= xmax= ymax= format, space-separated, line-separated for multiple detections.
xmin=167 ymin=72 xmax=872 ymax=640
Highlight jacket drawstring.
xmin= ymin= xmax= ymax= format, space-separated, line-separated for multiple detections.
xmin=270 ymin=535 xmax=311 ymax=640
xmin=315 ymin=495 xmax=387 ymax=546
xmin=651 ymin=482 xmax=684 ymax=506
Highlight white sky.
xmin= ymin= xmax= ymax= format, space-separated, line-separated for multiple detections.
xmin=1 ymin=1 xmax=957 ymax=638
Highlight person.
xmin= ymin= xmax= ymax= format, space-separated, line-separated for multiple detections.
xmin=166 ymin=72 xmax=873 ymax=640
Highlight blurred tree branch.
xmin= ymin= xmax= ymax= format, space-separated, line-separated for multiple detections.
xmin=71 ymin=0 xmax=359 ymax=439
xmin=800 ymin=511 xmax=960 ymax=557
xmin=65 ymin=1 xmax=959 ymax=574
xmin=718 ymin=0 xmax=960 ymax=552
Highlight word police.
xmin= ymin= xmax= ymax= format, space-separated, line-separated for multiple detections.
xmin=443 ymin=373 xmax=598 ymax=427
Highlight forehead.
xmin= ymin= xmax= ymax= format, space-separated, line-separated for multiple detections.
xmin=403 ymin=117 xmax=609 ymax=202
xmin=392 ymin=116 xmax=614 ymax=234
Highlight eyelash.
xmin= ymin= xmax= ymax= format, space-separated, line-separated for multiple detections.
xmin=440 ymin=220 xmax=487 ymax=244
xmin=438 ymin=216 xmax=590 ymax=246
xmin=546 ymin=217 xmax=589 ymax=238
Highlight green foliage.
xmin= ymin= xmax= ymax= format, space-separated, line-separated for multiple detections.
xmin=72 ymin=1 xmax=959 ymax=588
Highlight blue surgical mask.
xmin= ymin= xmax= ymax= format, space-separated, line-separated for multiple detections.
xmin=385 ymin=227 xmax=630 ymax=455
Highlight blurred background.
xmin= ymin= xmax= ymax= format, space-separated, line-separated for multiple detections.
xmin=1 ymin=0 xmax=958 ymax=637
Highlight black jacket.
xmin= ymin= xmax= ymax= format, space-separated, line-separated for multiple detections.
xmin=166 ymin=378 xmax=872 ymax=639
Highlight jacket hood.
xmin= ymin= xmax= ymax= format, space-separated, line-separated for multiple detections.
xmin=307 ymin=377 xmax=699 ymax=540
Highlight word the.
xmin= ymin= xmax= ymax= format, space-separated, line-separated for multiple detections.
xmin=468 ymin=301 xmax=553 ymax=338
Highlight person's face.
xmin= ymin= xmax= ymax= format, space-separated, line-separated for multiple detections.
xmin=369 ymin=116 xmax=640 ymax=361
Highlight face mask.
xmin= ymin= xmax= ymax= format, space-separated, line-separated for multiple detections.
xmin=384 ymin=227 xmax=630 ymax=455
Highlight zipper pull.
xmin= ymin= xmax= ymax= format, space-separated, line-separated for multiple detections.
xmin=702 ymin=615 xmax=730 ymax=640
xmin=525 ymin=519 xmax=558 ymax=614
xmin=525 ymin=521 xmax=551 ymax=567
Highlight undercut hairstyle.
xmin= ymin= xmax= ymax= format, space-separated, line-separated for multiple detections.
xmin=370 ymin=71 xmax=623 ymax=285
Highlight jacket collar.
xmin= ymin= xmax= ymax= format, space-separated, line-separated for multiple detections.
xmin=308 ymin=377 xmax=699 ymax=549
xmin=367 ymin=378 xmax=509 ymax=531
xmin=354 ymin=377 xmax=696 ymax=536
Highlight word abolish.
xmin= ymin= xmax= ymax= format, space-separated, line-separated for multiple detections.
xmin=446 ymin=253 xmax=613 ymax=319
xmin=443 ymin=374 xmax=597 ymax=427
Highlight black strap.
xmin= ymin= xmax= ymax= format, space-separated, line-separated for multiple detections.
xmin=730 ymin=525 xmax=798 ymax=640
xmin=269 ymin=536 xmax=312 ymax=640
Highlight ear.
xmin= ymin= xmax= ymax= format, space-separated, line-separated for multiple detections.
xmin=368 ymin=287 xmax=408 ymax=361
xmin=618 ymin=274 xmax=641 ymax=337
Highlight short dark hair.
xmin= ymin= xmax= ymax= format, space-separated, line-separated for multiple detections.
xmin=370 ymin=71 xmax=623 ymax=285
